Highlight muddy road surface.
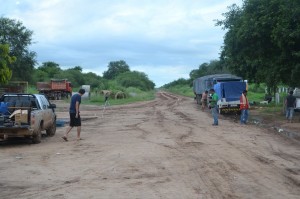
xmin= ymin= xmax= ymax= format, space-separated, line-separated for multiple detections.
xmin=1 ymin=92 xmax=300 ymax=199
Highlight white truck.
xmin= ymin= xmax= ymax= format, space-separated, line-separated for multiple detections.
xmin=0 ymin=94 xmax=56 ymax=143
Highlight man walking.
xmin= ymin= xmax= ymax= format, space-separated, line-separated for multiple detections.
xmin=285 ymin=90 xmax=296 ymax=123
xmin=240 ymin=90 xmax=250 ymax=124
xmin=209 ymin=89 xmax=219 ymax=126
xmin=62 ymin=88 xmax=85 ymax=141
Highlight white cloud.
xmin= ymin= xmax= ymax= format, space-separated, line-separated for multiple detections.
xmin=0 ymin=0 xmax=243 ymax=87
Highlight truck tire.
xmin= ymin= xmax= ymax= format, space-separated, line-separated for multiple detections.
xmin=46 ymin=122 xmax=56 ymax=137
xmin=196 ymin=94 xmax=202 ymax=105
xmin=32 ymin=126 xmax=42 ymax=144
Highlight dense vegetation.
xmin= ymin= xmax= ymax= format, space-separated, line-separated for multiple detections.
xmin=0 ymin=18 xmax=36 ymax=82
xmin=163 ymin=0 xmax=300 ymax=98
xmin=1 ymin=0 xmax=299 ymax=102
xmin=0 ymin=44 xmax=15 ymax=83
xmin=0 ymin=17 xmax=155 ymax=98
xmin=216 ymin=0 xmax=300 ymax=94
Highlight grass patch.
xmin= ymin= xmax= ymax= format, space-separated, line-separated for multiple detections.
xmin=82 ymin=90 xmax=155 ymax=106
xmin=247 ymin=91 xmax=265 ymax=102
xmin=164 ymin=85 xmax=194 ymax=97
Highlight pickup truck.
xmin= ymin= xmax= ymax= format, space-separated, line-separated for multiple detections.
xmin=0 ymin=93 xmax=56 ymax=143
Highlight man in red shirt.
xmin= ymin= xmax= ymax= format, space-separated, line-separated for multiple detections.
xmin=240 ymin=90 xmax=249 ymax=124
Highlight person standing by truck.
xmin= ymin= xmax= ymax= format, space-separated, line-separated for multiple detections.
xmin=209 ymin=89 xmax=219 ymax=126
xmin=285 ymin=90 xmax=296 ymax=123
xmin=201 ymin=90 xmax=208 ymax=111
xmin=62 ymin=88 xmax=85 ymax=141
xmin=240 ymin=90 xmax=250 ymax=124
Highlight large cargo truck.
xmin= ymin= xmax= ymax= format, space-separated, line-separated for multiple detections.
xmin=37 ymin=79 xmax=72 ymax=100
xmin=193 ymin=74 xmax=243 ymax=104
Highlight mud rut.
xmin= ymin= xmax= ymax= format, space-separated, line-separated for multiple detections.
xmin=0 ymin=91 xmax=300 ymax=199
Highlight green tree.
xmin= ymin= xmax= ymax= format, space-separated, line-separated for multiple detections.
xmin=82 ymin=72 xmax=103 ymax=88
xmin=162 ymin=78 xmax=190 ymax=89
xmin=0 ymin=17 xmax=36 ymax=82
xmin=189 ymin=60 xmax=228 ymax=80
xmin=54 ymin=67 xmax=85 ymax=88
xmin=189 ymin=63 xmax=209 ymax=80
xmin=103 ymin=60 xmax=130 ymax=80
xmin=116 ymin=71 xmax=155 ymax=91
xmin=32 ymin=69 xmax=48 ymax=83
xmin=37 ymin=62 xmax=62 ymax=79
xmin=0 ymin=44 xmax=15 ymax=84
xmin=216 ymin=0 xmax=300 ymax=94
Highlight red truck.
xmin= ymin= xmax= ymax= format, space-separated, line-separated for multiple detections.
xmin=37 ymin=79 xmax=72 ymax=100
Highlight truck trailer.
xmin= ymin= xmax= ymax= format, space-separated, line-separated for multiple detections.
xmin=37 ymin=79 xmax=72 ymax=100
xmin=193 ymin=74 xmax=243 ymax=104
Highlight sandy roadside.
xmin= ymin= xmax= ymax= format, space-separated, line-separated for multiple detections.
xmin=0 ymin=92 xmax=300 ymax=199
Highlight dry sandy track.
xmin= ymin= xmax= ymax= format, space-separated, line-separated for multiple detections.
xmin=1 ymin=91 xmax=300 ymax=199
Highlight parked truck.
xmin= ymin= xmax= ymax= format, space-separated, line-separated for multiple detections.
xmin=37 ymin=79 xmax=72 ymax=100
xmin=213 ymin=81 xmax=247 ymax=114
xmin=193 ymin=74 xmax=243 ymax=104
xmin=0 ymin=93 xmax=57 ymax=143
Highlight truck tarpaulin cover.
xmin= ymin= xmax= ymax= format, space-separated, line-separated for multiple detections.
xmin=214 ymin=82 xmax=246 ymax=102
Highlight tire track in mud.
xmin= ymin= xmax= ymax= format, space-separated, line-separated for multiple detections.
xmin=122 ymin=91 xmax=238 ymax=198
xmin=2 ymin=91 xmax=300 ymax=199
xmin=161 ymin=92 xmax=241 ymax=197
xmin=188 ymin=106 xmax=300 ymax=196
xmin=145 ymin=92 xmax=300 ymax=197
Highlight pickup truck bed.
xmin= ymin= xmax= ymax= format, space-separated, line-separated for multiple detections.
xmin=0 ymin=94 xmax=57 ymax=143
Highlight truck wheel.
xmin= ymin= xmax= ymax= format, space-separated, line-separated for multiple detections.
xmin=46 ymin=122 xmax=56 ymax=137
xmin=32 ymin=126 xmax=42 ymax=144
xmin=196 ymin=94 xmax=202 ymax=104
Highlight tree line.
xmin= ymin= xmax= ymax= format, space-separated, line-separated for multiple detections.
xmin=2 ymin=0 xmax=300 ymax=94
xmin=0 ymin=17 xmax=155 ymax=91
xmin=165 ymin=0 xmax=300 ymax=95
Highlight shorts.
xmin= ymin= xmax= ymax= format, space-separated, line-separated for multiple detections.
xmin=69 ymin=113 xmax=81 ymax=127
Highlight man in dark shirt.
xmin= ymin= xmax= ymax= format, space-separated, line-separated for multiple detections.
xmin=285 ymin=91 xmax=296 ymax=123
xmin=62 ymin=88 xmax=85 ymax=141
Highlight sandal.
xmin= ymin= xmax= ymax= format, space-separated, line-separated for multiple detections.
xmin=62 ymin=136 xmax=68 ymax=142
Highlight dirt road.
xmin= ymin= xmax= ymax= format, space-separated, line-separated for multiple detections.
xmin=1 ymin=92 xmax=300 ymax=199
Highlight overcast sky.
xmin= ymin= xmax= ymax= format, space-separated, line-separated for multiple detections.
xmin=1 ymin=0 xmax=242 ymax=87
